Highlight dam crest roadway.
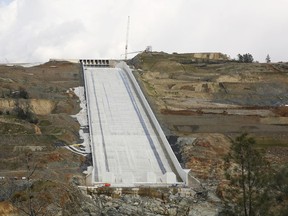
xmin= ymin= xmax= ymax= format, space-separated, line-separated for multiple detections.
xmin=81 ymin=59 xmax=190 ymax=187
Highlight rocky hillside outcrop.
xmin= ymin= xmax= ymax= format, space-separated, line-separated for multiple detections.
xmin=0 ymin=99 xmax=55 ymax=115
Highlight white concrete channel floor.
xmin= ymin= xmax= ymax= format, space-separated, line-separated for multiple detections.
xmin=83 ymin=64 xmax=186 ymax=186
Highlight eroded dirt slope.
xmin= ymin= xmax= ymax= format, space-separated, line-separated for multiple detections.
xmin=131 ymin=52 xmax=288 ymax=180
xmin=0 ymin=61 xmax=85 ymax=183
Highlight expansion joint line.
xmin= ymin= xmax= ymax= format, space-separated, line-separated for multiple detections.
xmin=91 ymin=72 xmax=110 ymax=172
xmin=83 ymin=68 xmax=99 ymax=181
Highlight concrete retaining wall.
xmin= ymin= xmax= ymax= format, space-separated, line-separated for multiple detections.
xmin=81 ymin=64 xmax=97 ymax=184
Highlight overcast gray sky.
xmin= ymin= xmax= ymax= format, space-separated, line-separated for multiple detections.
xmin=0 ymin=0 xmax=287 ymax=63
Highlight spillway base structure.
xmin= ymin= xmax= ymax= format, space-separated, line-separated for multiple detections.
xmin=82 ymin=60 xmax=190 ymax=187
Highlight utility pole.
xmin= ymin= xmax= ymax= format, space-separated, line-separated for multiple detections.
xmin=125 ymin=16 xmax=130 ymax=61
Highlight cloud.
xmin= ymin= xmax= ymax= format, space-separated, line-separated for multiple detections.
xmin=0 ymin=0 xmax=287 ymax=63
xmin=0 ymin=0 xmax=14 ymax=6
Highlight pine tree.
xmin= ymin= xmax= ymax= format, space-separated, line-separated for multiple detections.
xmin=222 ymin=134 xmax=271 ymax=215
xmin=266 ymin=54 xmax=271 ymax=63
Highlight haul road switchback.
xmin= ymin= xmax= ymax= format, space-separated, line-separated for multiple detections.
xmin=81 ymin=60 xmax=189 ymax=187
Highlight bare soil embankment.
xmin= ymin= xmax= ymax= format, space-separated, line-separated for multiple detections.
xmin=0 ymin=61 xmax=85 ymax=183
xmin=131 ymin=52 xmax=288 ymax=181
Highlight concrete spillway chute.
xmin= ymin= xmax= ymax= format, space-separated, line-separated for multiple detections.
xmin=81 ymin=61 xmax=199 ymax=187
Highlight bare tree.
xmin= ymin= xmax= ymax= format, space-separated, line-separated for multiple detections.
xmin=1 ymin=152 xmax=85 ymax=216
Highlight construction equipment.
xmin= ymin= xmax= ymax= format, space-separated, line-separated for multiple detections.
xmin=121 ymin=46 xmax=152 ymax=58
xmin=125 ymin=16 xmax=130 ymax=60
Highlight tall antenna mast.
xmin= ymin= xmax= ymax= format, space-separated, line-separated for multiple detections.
xmin=125 ymin=16 xmax=130 ymax=60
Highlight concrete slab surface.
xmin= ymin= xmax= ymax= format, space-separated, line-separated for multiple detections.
xmin=84 ymin=67 xmax=178 ymax=185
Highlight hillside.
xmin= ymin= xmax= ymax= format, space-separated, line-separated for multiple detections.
xmin=0 ymin=61 xmax=86 ymax=183
xmin=130 ymin=52 xmax=288 ymax=181
xmin=1 ymin=54 xmax=288 ymax=215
